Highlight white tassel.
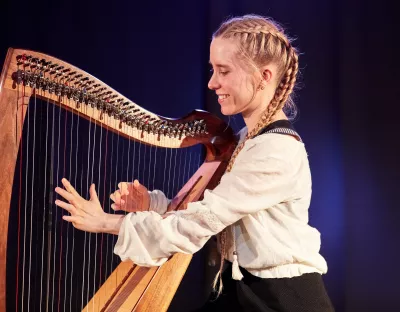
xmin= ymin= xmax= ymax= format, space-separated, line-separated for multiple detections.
xmin=231 ymin=253 xmax=244 ymax=280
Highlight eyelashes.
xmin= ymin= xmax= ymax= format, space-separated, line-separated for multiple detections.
xmin=209 ymin=68 xmax=229 ymax=76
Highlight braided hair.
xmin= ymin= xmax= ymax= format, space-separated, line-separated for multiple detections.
xmin=214 ymin=14 xmax=299 ymax=172
xmin=211 ymin=14 xmax=300 ymax=295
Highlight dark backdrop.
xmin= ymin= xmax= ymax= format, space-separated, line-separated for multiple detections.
xmin=1 ymin=0 xmax=399 ymax=311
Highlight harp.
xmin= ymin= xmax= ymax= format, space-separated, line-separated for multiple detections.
xmin=0 ymin=48 xmax=236 ymax=311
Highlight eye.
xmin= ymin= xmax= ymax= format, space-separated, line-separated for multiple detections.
xmin=219 ymin=71 xmax=229 ymax=76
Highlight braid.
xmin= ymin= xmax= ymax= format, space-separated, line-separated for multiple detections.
xmin=225 ymin=37 xmax=299 ymax=173
xmin=212 ymin=15 xmax=299 ymax=296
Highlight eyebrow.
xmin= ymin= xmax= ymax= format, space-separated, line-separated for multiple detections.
xmin=208 ymin=61 xmax=230 ymax=68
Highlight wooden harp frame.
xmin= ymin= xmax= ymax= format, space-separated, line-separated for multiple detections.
xmin=0 ymin=48 xmax=236 ymax=311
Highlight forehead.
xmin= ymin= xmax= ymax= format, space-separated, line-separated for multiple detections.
xmin=209 ymin=38 xmax=238 ymax=66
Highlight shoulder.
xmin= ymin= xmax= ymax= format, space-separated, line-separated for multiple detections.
xmin=241 ymin=133 xmax=306 ymax=164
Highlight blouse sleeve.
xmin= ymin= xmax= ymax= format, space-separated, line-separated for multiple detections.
xmin=148 ymin=190 xmax=170 ymax=215
xmin=114 ymin=137 xmax=300 ymax=266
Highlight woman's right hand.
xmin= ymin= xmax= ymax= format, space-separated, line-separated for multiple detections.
xmin=110 ymin=180 xmax=150 ymax=212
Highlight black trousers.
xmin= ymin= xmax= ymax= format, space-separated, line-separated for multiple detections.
xmin=196 ymin=263 xmax=334 ymax=312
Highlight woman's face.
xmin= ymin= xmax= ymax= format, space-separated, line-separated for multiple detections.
xmin=208 ymin=37 xmax=259 ymax=116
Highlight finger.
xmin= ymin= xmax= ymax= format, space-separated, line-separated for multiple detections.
xmin=121 ymin=188 xmax=129 ymax=196
xmin=111 ymin=203 xmax=120 ymax=211
xmin=89 ymin=184 xmax=100 ymax=203
xmin=61 ymin=178 xmax=81 ymax=198
xmin=111 ymin=191 xmax=121 ymax=204
xmin=55 ymin=200 xmax=79 ymax=215
xmin=55 ymin=187 xmax=76 ymax=203
xmin=111 ymin=194 xmax=126 ymax=207
xmin=133 ymin=180 xmax=147 ymax=193
xmin=118 ymin=182 xmax=130 ymax=196
xmin=118 ymin=182 xmax=129 ymax=190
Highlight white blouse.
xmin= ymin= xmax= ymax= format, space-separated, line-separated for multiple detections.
xmin=114 ymin=128 xmax=328 ymax=279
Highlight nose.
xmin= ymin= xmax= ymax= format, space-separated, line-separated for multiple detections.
xmin=208 ymin=72 xmax=220 ymax=90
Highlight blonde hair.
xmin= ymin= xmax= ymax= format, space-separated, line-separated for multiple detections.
xmin=212 ymin=14 xmax=300 ymax=295
xmin=214 ymin=14 xmax=299 ymax=171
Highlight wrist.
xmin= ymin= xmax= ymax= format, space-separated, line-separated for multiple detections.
xmin=101 ymin=213 xmax=125 ymax=235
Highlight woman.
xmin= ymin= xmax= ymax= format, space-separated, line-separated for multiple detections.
xmin=55 ymin=14 xmax=334 ymax=311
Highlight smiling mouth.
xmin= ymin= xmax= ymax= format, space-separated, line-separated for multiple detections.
xmin=218 ymin=94 xmax=230 ymax=100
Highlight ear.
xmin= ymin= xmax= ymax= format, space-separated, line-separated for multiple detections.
xmin=261 ymin=67 xmax=273 ymax=83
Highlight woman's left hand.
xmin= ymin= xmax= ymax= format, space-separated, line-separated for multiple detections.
xmin=55 ymin=178 xmax=107 ymax=233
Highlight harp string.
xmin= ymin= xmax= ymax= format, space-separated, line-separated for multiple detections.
xmin=176 ymin=147 xmax=182 ymax=194
xmin=28 ymin=92 xmax=37 ymax=311
xmin=58 ymin=96 xmax=68 ymax=312
xmin=36 ymin=97 xmax=45 ymax=312
xmin=137 ymin=141 xmax=142 ymax=197
xmin=127 ymin=123 xmax=131 ymax=185
xmin=109 ymin=118 xmax=120 ymax=278
xmin=152 ymin=146 xmax=157 ymax=191
xmin=82 ymin=108 xmax=92 ymax=310
xmin=174 ymin=148 xmax=179 ymax=196
xmin=77 ymin=108 xmax=83 ymax=312
xmin=15 ymin=82 xmax=21 ymax=312
xmin=21 ymin=84 xmax=29 ymax=312
xmin=40 ymin=97 xmax=50 ymax=310
xmin=92 ymin=110 xmax=102 ymax=311
xmin=171 ymin=149 xmax=177 ymax=198
xmin=131 ymin=126 xmax=138 ymax=210
xmin=149 ymin=133 xmax=157 ymax=201
xmin=143 ymin=143 xmax=147 ymax=189
xmin=130 ymin=125 xmax=135 ymax=200
xmin=50 ymin=95 xmax=61 ymax=311
xmin=10 ymin=90 xmax=206 ymax=312
xmin=62 ymin=102 xmax=71 ymax=312
xmin=99 ymin=114 xmax=109 ymax=293
xmin=124 ymin=123 xmax=130 ymax=211
xmin=47 ymin=94 xmax=54 ymax=311
xmin=148 ymin=138 xmax=153 ymax=190
xmin=70 ymin=104 xmax=79 ymax=312
xmin=104 ymin=117 xmax=113 ymax=285
xmin=101 ymin=114 xmax=109 ymax=304
xmin=168 ymin=148 xmax=174 ymax=199
xmin=88 ymin=107 xmax=99 ymax=311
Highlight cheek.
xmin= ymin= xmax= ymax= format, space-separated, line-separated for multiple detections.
xmin=232 ymin=81 xmax=255 ymax=105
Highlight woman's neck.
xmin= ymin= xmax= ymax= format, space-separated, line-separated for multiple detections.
xmin=244 ymin=109 xmax=288 ymax=134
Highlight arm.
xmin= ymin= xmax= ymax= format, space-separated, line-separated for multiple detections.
xmin=113 ymin=139 xmax=300 ymax=266
xmin=55 ymin=137 xmax=300 ymax=266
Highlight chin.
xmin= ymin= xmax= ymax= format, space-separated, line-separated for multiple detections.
xmin=220 ymin=106 xmax=235 ymax=116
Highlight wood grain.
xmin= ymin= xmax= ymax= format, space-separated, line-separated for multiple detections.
xmin=0 ymin=47 xmax=237 ymax=312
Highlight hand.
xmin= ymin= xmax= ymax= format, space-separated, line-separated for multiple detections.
xmin=110 ymin=179 xmax=150 ymax=212
xmin=55 ymin=178 xmax=107 ymax=233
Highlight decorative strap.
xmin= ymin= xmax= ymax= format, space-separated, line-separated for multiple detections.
xmin=257 ymin=119 xmax=302 ymax=142
xmin=263 ymin=127 xmax=302 ymax=142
